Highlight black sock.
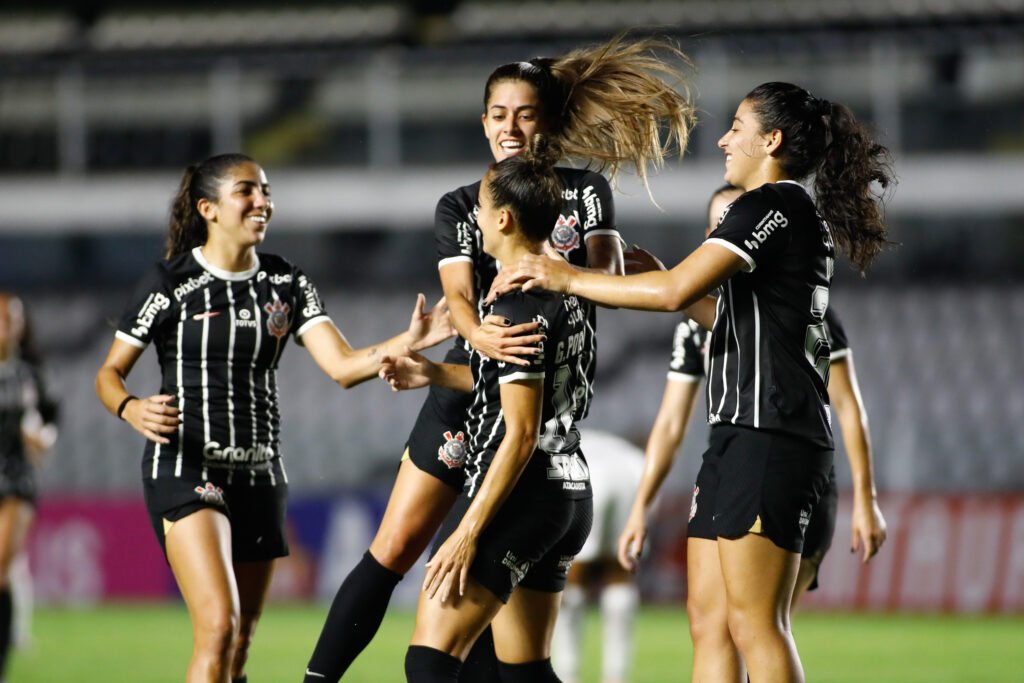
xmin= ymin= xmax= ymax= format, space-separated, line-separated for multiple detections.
xmin=0 ymin=588 xmax=11 ymax=676
xmin=304 ymin=550 xmax=403 ymax=682
xmin=405 ymin=645 xmax=461 ymax=682
xmin=231 ymin=677 xmax=247 ymax=683
xmin=458 ymin=625 xmax=500 ymax=682
xmin=497 ymin=658 xmax=561 ymax=683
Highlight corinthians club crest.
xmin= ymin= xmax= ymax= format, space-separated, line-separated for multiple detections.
xmin=550 ymin=214 xmax=580 ymax=255
xmin=195 ymin=482 xmax=226 ymax=506
xmin=437 ymin=430 xmax=468 ymax=469
xmin=264 ymin=300 xmax=291 ymax=339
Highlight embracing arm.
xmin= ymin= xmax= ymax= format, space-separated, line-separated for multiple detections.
xmin=422 ymin=379 xmax=542 ymax=600
xmin=499 ymin=242 xmax=742 ymax=319
xmin=96 ymin=338 xmax=180 ymax=444
xmin=302 ymin=293 xmax=453 ymax=389
xmin=618 ymin=378 xmax=702 ymax=570
xmin=829 ymin=352 xmax=886 ymax=562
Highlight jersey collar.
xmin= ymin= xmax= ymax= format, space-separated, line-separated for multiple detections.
xmin=192 ymin=247 xmax=261 ymax=281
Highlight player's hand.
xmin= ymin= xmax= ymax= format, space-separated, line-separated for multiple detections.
xmin=423 ymin=528 xmax=477 ymax=603
xmin=485 ymin=253 xmax=575 ymax=304
xmin=851 ymin=495 xmax=887 ymax=563
xmin=468 ymin=315 xmax=544 ymax=366
xmin=378 ymin=348 xmax=433 ymax=391
xmin=617 ymin=507 xmax=648 ymax=572
xmin=624 ymin=244 xmax=667 ymax=274
xmin=123 ymin=394 xmax=180 ymax=445
xmin=408 ymin=293 xmax=455 ymax=351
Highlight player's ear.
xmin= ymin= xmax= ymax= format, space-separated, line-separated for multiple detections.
xmin=497 ymin=208 xmax=514 ymax=233
xmin=197 ymin=197 xmax=217 ymax=222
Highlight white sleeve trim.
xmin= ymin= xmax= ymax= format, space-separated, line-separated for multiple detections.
xmin=500 ymin=370 xmax=545 ymax=383
xmin=667 ymin=370 xmax=703 ymax=383
xmin=115 ymin=330 xmax=148 ymax=349
xmin=705 ymin=238 xmax=756 ymax=272
xmin=584 ymin=229 xmax=621 ymax=240
xmin=438 ymin=255 xmax=472 ymax=270
xmin=829 ymin=348 xmax=852 ymax=361
xmin=297 ymin=316 xmax=332 ymax=338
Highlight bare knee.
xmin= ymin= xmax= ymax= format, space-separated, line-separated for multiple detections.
xmin=370 ymin=523 xmax=431 ymax=573
xmin=194 ymin=605 xmax=240 ymax=658
xmin=687 ymin=593 xmax=731 ymax=648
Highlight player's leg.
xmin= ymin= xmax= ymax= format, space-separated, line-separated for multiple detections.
xmin=305 ymin=462 xmax=459 ymax=681
xmin=551 ymin=561 xmax=587 ymax=683
xmin=492 ymin=586 xmax=562 ymax=682
xmin=687 ymin=538 xmax=744 ymax=683
xmin=0 ymin=497 xmax=33 ymax=676
xmin=718 ymin=534 xmax=802 ymax=683
xmin=165 ymin=507 xmax=240 ymax=683
xmin=406 ymin=577 xmax=503 ymax=681
xmin=230 ymin=560 xmax=275 ymax=683
xmin=598 ymin=562 xmax=637 ymax=683
xmin=792 ymin=468 xmax=837 ymax=610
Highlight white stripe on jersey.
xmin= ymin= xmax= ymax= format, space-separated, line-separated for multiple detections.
xmin=438 ymin=255 xmax=472 ymax=269
xmin=715 ymin=297 xmax=729 ymax=417
xmin=752 ymin=291 xmax=761 ymax=428
xmin=728 ymin=282 xmax=742 ymax=423
xmin=175 ymin=305 xmax=186 ymax=478
xmin=248 ymin=283 xmax=260 ymax=455
xmin=226 ymin=284 xmax=237 ymax=447
xmin=202 ymin=288 xmax=211 ymax=445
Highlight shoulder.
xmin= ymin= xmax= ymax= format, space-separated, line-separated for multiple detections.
xmin=437 ymin=181 xmax=481 ymax=212
xmin=557 ymin=167 xmax=610 ymax=192
xmin=255 ymin=252 xmax=294 ymax=273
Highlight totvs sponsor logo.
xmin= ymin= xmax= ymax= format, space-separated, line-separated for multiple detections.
xmin=131 ymin=292 xmax=171 ymax=337
xmin=743 ymin=210 xmax=788 ymax=251
xmin=203 ymin=441 xmax=275 ymax=464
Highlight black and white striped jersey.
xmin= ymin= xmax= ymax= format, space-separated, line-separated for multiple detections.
xmin=434 ymin=167 xmax=616 ymax=381
xmin=0 ymin=358 xmax=53 ymax=467
xmin=463 ymin=290 xmax=594 ymax=501
xmin=116 ymin=247 xmax=331 ymax=483
xmin=667 ymin=318 xmax=709 ymax=384
xmin=703 ymin=180 xmax=836 ymax=448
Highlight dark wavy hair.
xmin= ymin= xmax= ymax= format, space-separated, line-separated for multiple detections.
xmin=486 ymin=134 xmax=564 ymax=243
xmin=745 ymin=82 xmax=895 ymax=272
xmin=484 ymin=33 xmax=697 ymax=198
xmin=165 ymin=153 xmax=255 ymax=258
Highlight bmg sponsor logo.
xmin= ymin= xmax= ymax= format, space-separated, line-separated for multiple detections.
xmin=131 ymin=292 xmax=171 ymax=337
xmin=743 ymin=210 xmax=788 ymax=251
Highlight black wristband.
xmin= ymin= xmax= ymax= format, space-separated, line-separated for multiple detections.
xmin=116 ymin=395 xmax=137 ymax=420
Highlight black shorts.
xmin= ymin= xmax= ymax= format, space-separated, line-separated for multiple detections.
xmin=435 ymin=489 xmax=593 ymax=603
xmin=404 ymin=379 xmax=475 ymax=492
xmin=142 ymin=466 xmax=289 ymax=562
xmin=0 ymin=457 xmax=36 ymax=506
xmin=802 ymin=466 xmax=838 ymax=590
xmin=687 ymin=424 xmax=832 ymax=554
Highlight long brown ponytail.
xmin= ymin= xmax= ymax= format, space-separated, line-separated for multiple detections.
xmin=746 ymin=82 xmax=895 ymax=272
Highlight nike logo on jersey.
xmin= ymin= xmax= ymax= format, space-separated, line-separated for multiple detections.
xmin=305 ymin=669 xmax=326 ymax=678
xmin=192 ymin=311 xmax=221 ymax=321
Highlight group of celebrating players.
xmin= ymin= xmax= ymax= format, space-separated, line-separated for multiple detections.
xmin=90 ymin=31 xmax=893 ymax=683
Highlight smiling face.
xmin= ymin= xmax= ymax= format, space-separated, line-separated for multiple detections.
xmin=200 ymin=162 xmax=273 ymax=249
xmin=717 ymin=98 xmax=774 ymax=190
xmin=482 ymin=79 xmax=546 ymax=163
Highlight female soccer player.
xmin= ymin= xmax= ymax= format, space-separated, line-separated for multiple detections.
xmin=492 ymin=83 xmax=894 ymax=682
xmin=304 ymin=34 xmax=695 ymax=682
xmin=617 ymin=184 xmax=887 ymax=681
xmin=380 ymin=135 xmax=593 ymax=682
xmin=95 ymin=153 xmax=452 ymax=683
xmin=0 ymin=293 xmax=57 ymax=678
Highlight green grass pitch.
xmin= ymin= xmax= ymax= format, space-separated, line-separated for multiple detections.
xmin=7 ymin=603 xmax=1023 ymax=681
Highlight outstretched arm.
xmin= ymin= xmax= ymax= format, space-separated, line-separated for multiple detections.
xmin=492 ymin=242 xmax=740 ymax=325
xmin=618 ymin=378 xmax=702 ymax=571
xmin=829 ymin=353 xmax=886 ymax=563
xmin=302 ymin=293 xmax=454 ymax=389
xmin=379 ymin=349 xmax=474 ymax=394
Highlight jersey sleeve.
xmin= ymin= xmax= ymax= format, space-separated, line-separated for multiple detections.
xmin=115 ymin=263 xmax=174 ymax=349
xmin=292 ymin=267 xmax=332 ymax=339
xmin=668 ymin=319 xmax=705 ymax=382
xmin=823 ymin=306 xmax=851 ymax=360
xmin=435 ymin=190 xmax=476 ymax=270
xmin=577 ymin=171 xmax=618 ymax=242
xmin=490 ymin=294 xmax=545 ymax=383
xmin=705 ymin=189 xmax=793 ymax=272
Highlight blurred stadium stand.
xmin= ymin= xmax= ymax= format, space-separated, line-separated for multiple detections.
xmin=2 ymin=0 xmax=1022 ymax=498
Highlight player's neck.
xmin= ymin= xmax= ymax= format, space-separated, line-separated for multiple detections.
xmin=493 ymin=234 xmax=541 ymax=266
xmin=200 ymin=241 xmax=257 ymax=273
